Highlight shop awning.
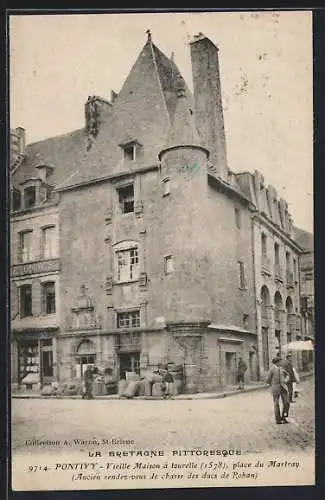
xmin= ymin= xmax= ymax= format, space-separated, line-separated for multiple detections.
xmin=208 ymin=324 xmax=256 ymax=335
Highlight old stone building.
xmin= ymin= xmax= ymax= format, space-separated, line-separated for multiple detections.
xmin=10 ymin=32 xmax=304 ymax=393
xmin=294 ymin=226 xmax=314 ymax=370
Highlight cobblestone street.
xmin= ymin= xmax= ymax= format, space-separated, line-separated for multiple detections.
xmin=12 ymin=377 xmax=314 ymax=456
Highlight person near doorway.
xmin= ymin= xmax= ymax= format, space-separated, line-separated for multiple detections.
xmin=237 ymin=357 xmax=247 ymax=390
xmin=266 ymin=357 xmax=290 ymax=424
xmin=280 ymin=353 xmax=297 ymax=403
xmin=82 ymin=365 xmax=94 ymax=400
xmin=161 ymin=368 xmax=174 ymax=399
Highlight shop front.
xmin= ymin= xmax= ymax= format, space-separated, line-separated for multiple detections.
xmin=12 ymin=329 xmax=58 ymax=390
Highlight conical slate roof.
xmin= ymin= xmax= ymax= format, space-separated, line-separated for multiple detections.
xmin=159 ymin=76 xmax=208 ymax=159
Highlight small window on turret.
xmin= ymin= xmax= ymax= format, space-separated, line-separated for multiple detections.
xmin=164 ymin=255 xmax=174 ymax=275
xmin=162 ymin=177 xmax=170 ymax=196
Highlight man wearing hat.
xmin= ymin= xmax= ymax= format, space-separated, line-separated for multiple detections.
xmin=280 ymin=353 xmax=296 ymax=403
xmin=266 ymin=356 xmax=290 ymax=424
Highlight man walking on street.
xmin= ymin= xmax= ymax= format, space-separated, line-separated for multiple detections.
xmin=237 ymin=356 xmax=247 ymax=390
xmin=280 ymin=353 xmax=296 ymax=403
xmin=82 ymin=365 xmax=94 ymax=400
xmin=266 ymin=357 xmax=290 ymax=424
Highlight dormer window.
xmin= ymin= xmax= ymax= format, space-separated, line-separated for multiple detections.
xmin=24 ymin=186 xmax=36 ymax=208
xmin=119 ymin=139 xmax=142 ymax=162
xmin=12 ymin=188 xmax=21 ymax=211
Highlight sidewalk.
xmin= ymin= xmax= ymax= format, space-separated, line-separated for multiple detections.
xmin=11 ymin=371 xmax=313 ymax=401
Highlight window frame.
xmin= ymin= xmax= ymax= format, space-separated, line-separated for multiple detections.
xmin=117 ymin=183 xmax=135 ymax=214
xmin=261 ymin=233 xmax=267 ymax=258
xmin=115 ymin=246 xmax=139 ymax=283
xmin=19 ymin=284 xmax=33 ymax=318
xmin=116 ymin=310 xmax=141 ymax=329
xmin=41 ymin=225 xmax=57 ymax=260
xmin=164 ymin=255 xmax=174 ymax=275
xmin=41 ymin=281 xmax=56 ymax=315
xmin=24 ymin=186 xmax=37 ymax=208
xmin=162 ymin=177 xmax=170 ymax=197
xmin=18 ymin=229 xmax=33 ymax=263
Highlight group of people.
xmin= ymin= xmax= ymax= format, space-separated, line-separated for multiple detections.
xmin=82 ymin=365 xmax=175 ymax=400
xmin=266 ymin=353 xmax=299 ymax=424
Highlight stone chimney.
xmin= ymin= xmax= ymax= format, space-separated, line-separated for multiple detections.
xmin=85 ymin=96 xmax=112 ymax=150
xmin=190 ymin=34 xmax=228 ymax=180
xmin=10 ymin=127 xmax=26 ymax=167
xmin=85 ymin=96 xmax=112 ymax=137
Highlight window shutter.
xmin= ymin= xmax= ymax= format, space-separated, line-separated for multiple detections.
xmin=32 ymin=278 xmax=42 ymax=316
xmin=11 ymin=282 xmax=18 ymax=319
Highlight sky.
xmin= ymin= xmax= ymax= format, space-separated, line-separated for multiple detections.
xmin=9 ymin=11 xmax=313 ymax=232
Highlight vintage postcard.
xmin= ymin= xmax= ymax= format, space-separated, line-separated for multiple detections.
xmin=9 ymin=10 xmax=314 ymax=491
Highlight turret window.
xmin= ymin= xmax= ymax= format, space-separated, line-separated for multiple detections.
xmin=164 ymin=255 xmax=174 ymax=274
xmin=162 ymin=177 xmax=170 ymax=196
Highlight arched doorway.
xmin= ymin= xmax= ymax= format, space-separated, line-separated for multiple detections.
xmin=75 ymin=340 xmax=96 ymax=378
xmin=261 ymin=285 xmax=270 ymax=370
xmin=286 ymin=297 xmax=294 ymax=344
xmin=274 ymin=291 xmax=283 ymax=356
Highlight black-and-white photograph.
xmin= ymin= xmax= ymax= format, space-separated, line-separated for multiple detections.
xmin=9 ymin=11 xmax=314 ymax=490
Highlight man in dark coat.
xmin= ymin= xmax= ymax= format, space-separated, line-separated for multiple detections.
xmin=266 ymin=357 xmax=290 ymax=424
xmin=82 ymin=366 xmax=94 ymax=400
xmin=280 ymin=353 xmax=296 ymax=403
xmin=237 ymin=357 xmax=247 ymax=390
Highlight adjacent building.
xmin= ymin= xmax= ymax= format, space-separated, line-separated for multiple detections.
xmin=10 ymin=32 xmax=307 ymax=393
xmin=294 ymin=226 xmax=314 ymax=371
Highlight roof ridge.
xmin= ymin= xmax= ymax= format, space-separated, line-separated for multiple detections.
xmin=27 ymin=127 xmax=85 ymax=148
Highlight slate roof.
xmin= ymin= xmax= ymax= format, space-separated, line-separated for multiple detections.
xmin=293 ymin=226 xmax=314 ymax=252
xmin=12 ymin=36 xmax=194 ymax=191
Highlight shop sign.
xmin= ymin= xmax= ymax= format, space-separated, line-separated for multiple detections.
xmin=12 ymin=259 xmax=60 ymax=277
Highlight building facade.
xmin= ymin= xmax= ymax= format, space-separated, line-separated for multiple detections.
xmin=294 ymin=227 xmax=314 ymax=370
xmin=10 ymin=32 xmax=305 ymax=393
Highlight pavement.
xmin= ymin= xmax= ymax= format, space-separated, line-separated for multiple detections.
xmin=12 ymin=376 xmax=315 ymax=457
xmin=11 ymin=371 xmax=314 ymax=401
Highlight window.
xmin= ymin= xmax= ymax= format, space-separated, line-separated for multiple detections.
xmin=24 ymin=186 xmax=36 ymax=208
xmin=118 ymin=184 xmax=134 ymax=214
xmin=123 ymin=145 xmax=135 ymax=161
xmin=162 ymin=178 xmax=170 ymax=196
xmin=235 ymin=208 xmax=241 ymax=229
xmin=117 ymin=310 xmax=140 ymax=329
xmin=20 ymin=284 xmax=32 ymax=317
xmin=42 ymin=282 xmax=56 ymax=314
xmin=116 ymin=247 xmax=139 ymax=282
xmin=293 ymin=258 xmax=297 ymax=282
xmin=238 ymin=261 xmax=247 ymax=290
xmin=19 ymin=230 xmax=33 ymax=263
xmin=261 ymin=233 xmax=267 ymax=257
xmin=41 ymin=226 xmax=56 ymax=259
xmin=286 ymin=251 xmax=291 ymax=270
xmin=305 ymin=273 xmax=313 ymax=296
xmin=12 ymin=188 xmax=21 ymax=211
xmin=164 ymin=255 xmax=174 ymax=274
xmin=274 ymin=242 xmax=280 ymax=265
